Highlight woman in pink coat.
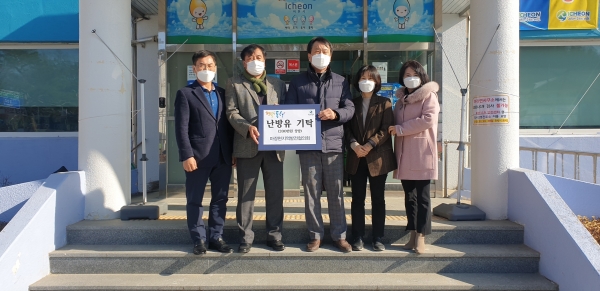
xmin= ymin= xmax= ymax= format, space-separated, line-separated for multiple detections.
xmin=388 ymin=60 xmax=440 ymax=254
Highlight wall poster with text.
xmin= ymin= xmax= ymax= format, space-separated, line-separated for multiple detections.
xmin=367 ymin=0 xmax=434 ymax=43
xmin=167 ymin=0 xmax=233 ymax=44
xmin=549 ymin=0 xmax=598 ymax=30
xmin=520 ymin=0 xmax=550 ymax=30
xmin=237 ymin=0 xmax=363 ymax=44
xmin=520 ymin=0 xmax=599 ymax=30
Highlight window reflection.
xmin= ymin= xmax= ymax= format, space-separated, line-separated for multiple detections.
xmin=520 ymin=46 xmax=600 ymax=129
xmin=0 ymin=49 xmax=78 ymax=132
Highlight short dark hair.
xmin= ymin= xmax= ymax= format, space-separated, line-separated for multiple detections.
xmin=307 ymin=36 xmax=333 ymax=54
xmin=353 ymin=65 xmax=382 ymax=96
xmin=240 ymin=44 xmax=266 ymax=60
xmin=192 ymin=50 xmax=217 ymax=65
xmin=398 ymin=60 xmax=430 ymax=87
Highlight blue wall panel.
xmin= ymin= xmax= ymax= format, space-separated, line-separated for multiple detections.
xmin=0 ymin=0 xmax=79 ymax=42
xmin=0 ymin=137 xmax=78 ymax=185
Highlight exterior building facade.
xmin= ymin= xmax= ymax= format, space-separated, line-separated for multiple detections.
xmin=1 ymin=0 xmax=599 ymax=193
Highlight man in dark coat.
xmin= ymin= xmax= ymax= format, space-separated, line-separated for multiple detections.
xmin=285 ymin=37 xmax=355 ymax=253
xmin=174 ymin=50 xmax=235 ymax=255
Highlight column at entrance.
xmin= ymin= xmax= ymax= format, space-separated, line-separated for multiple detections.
xmin=79 ymin=0 xmax=132 ymax=219
xmin=469 ymin=0 xmax=520 ymax=219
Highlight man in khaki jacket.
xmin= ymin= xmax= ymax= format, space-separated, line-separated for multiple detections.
xmin=226 ymin=44 xmax=287 ymax=253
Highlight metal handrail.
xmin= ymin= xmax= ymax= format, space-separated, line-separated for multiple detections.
xmin=442 ymin=141 xmax=599 ymax=197
xmin=520 ymin=147 xmax=599 ymax=184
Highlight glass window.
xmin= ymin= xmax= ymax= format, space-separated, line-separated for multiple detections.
xmin=368 ymin=51 xmax=433 ymax=85
xmin=0 ymin=49 xmax=78 ymax=132
xmin=263 ymin=50 xmax=364 ymax=85
xmin=520 ymin=46 xmax=600 ymax=129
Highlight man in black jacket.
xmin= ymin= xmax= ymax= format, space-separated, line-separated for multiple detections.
xmin=285 ymin=37 xmax=355 ymax=253
xmin=174 ymin=50 xmax=235 ymax=255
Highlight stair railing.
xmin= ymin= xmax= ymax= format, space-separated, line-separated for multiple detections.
xmin=520 ymin=147 xmax=599 ymax=184
xmin=442 ymin=140 xmax=600 ymax=198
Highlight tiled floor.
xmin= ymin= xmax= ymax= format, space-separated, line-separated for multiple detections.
xmin=133 ymin=187 xmax=463 ymax=222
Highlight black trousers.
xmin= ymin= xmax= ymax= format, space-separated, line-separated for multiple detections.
xmin=401 ymin=179 xmax=432 ymax=235
xmin=185 ymin=151 xmax=231 ymax=243
xmin=351 ymin=158 xmax=387 ymax=239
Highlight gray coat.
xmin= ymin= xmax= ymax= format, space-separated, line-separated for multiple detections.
xmin=285 ymin=67 xmax=354 ymax=153
xmin=225 ymin=73 xmax=286 ymax=161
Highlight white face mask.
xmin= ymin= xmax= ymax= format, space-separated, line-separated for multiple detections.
xmin=403 ymin=76 xmax=421 ymax=89
xmin=311 ymin=54 xmax=331 ymax=70
xmin=358 ymin=80 xmax=375 ymax=93
xmin=197 ymin=70 xmax=215 ymax=83
xmin=245 ymin=60 xmax=265 ymax=76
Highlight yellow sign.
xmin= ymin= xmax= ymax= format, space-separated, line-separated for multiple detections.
xmin=548 ymin=0 xmax=599 ymax=30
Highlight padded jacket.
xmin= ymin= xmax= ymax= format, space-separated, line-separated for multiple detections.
xmin=285 ymin=67 xmax=355 ymax=153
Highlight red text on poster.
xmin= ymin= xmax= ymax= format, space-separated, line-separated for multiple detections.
xmin=287 ymin=59 xmax=300 ymax=72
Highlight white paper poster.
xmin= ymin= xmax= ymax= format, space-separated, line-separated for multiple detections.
xmin=473 ymin=95 xmax=510 ymax=125
xmin=187 ymin=65 xmax=196 ymax=85
xmin=372 ymin=62 xmax=388 ymax=83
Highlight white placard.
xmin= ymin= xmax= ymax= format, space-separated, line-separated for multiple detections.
xmin=372 ymin=62 xmax=388 ymax=83
xmin=187 ymin=65 xmax=196 ymax=85
xmin=473 ymin=95 xmax=510 ymax=125
xmin=262 ymin=109 xmax=317 ymax=145
xmin=158 ymin=32 xmax=166 ymax=51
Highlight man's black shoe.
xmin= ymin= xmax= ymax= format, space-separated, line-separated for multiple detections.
xmin=266 ymin=240 xmax=285 ymax=251
xmin=193 ymin=240 xmax=207 ymax=255
xmin=351 ymin=237 xmax=364 ymax=251
xmin=372 ymin=237 xmax=385 ymax=251
xmin=208 ymin=237 xmax=233 ymax=253
xmin=238 ymin=243 xmax=252 ymax=253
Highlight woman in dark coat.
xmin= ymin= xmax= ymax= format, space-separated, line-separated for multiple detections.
xmin=345 ymin=65 xmax=397 ymax=251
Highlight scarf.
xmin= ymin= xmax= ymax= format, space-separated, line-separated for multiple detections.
xmin=242 ymin=70 xmax=267 ymax=94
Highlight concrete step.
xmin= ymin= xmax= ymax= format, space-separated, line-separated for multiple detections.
xmin=161 ymin=197 xmax=446 ymax=216
xmin=30 ymin=273 xmax=558 ymax=291
xmin=49 ymin=244 xmax=539 ymax=274
xmin=66 ymin=219 xmax=524 ymax=245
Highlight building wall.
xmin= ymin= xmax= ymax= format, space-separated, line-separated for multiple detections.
xmin=0 ymin=0 xmax=80 ymax=186
xmin=0 ymin=4 xmax=158 ymax=194
xmin=0 ymin=137 xmax=77 ymax=185
xmin=0 ymin=0 xmax=78 ymax=42
xmin=545 ymin=173 xmax=600 ymax=218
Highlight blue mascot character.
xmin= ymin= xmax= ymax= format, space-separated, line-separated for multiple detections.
xmin=394 ymin=0 xmax=410 ymax=29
